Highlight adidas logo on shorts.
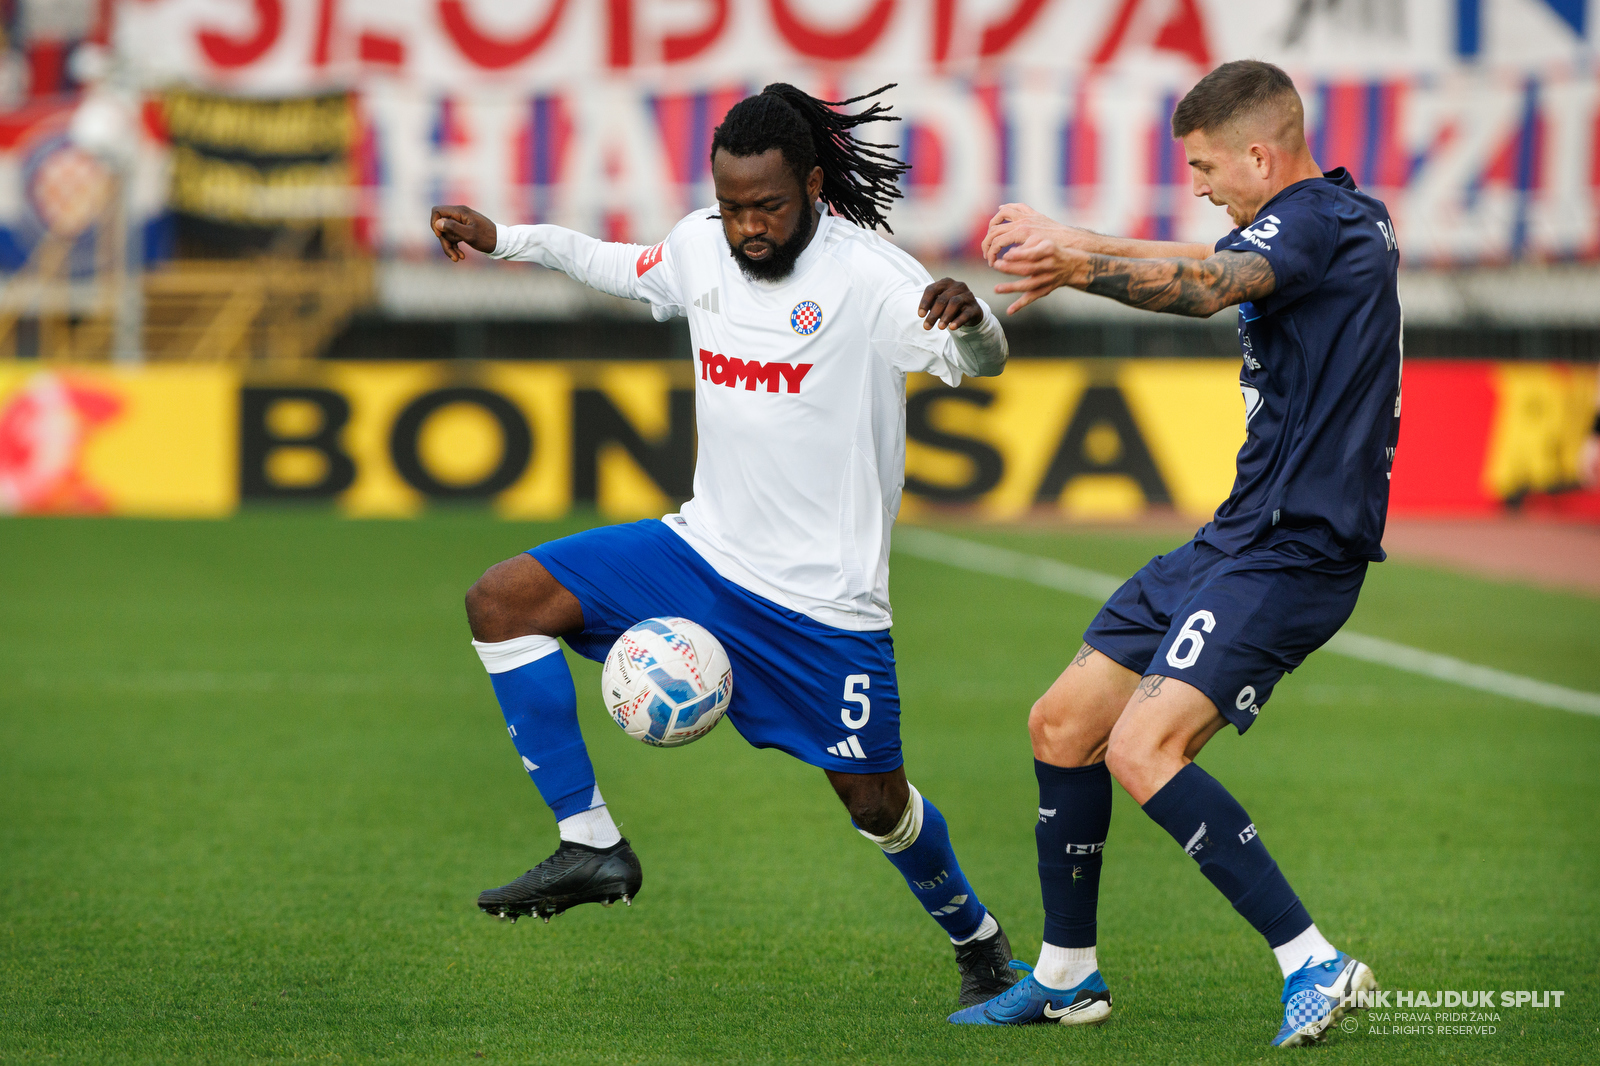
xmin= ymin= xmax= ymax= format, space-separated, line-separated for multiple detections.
xmin=827 ymin=735 xmax=867 ymax=759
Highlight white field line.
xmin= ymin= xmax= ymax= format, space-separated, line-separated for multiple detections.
xmin=893 ymin=527 xmax=1600 ymax=719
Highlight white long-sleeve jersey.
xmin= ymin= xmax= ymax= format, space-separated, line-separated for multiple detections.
xmin=492 ymin=207 xmax=1008 ymax=631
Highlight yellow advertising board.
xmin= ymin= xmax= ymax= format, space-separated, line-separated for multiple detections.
xmin=1 ymin=359 xmax=1592 ymax=521
xmin=901 ymin=360 xmax=1243 ymax=520
xmin=0 ymin=363 xmax=235 ymax=517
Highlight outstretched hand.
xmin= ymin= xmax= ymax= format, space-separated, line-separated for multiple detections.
xmin=990 ymin=237 xmax=1091 ymax=314
xmin=982 ymin=201 xmax=1106 ymax=267
xmin=981 ymin=202 xmax=1055 ymax=265
xmin=430 ymin=204 xmax=498 ymax=262
xmin=918 ymin=277 xmax=983 ymax=331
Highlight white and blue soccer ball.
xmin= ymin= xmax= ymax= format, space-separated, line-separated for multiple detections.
xmin=601 ymin=617 xmax=732 ymax=747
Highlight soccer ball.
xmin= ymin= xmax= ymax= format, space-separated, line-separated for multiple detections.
xmin=601 ymin=617 xmax=732 ymax=747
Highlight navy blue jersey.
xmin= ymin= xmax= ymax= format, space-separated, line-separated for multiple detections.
xmin=1197 ymin=167 xmax=1402 ymax=562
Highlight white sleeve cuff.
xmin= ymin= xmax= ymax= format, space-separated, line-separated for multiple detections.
xmin=488 ymin=222 xmax=527 ymax=260
xmin=951 ymin=299 xmax=1008 ymax=377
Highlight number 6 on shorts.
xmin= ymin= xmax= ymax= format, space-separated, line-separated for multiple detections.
xmin=1165 ymin=610 xmax=1216 ymax=670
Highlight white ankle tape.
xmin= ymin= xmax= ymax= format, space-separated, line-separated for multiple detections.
xmin=558 ymin=803 xmax=621 ymax=849
xmin=858 ymin=783 xmax=924 ymax=854
xmin=951 ymin=912 xmax=998 ymax=945
xmin=472 ymin=634 xmax=561 ymax=674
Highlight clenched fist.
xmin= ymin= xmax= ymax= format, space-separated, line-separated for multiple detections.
xmin=918 ymin=278 xmax=983 ymax=331
xmin=430 ymin=204 xmax=498 ymax=262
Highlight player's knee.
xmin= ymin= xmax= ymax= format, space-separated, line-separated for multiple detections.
xmin=1103 ymin=732 xmax=1148 ymax=790
xmin=848 ymin=794 xmax=900 ymax=837
xmin=1028 ymin=697 xmax=1105 ymax=766
xmin=463 ymin=576 xmax=492 ymax=631
xmin=1027 ymin=696 xmax=1060 ymax=749
xmin=464 ymin=561 xmax=518 ymax=641
xmin=830 ymin=774 xmax=904 ymax=836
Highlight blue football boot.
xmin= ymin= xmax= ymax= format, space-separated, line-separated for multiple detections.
xmin=1271 ymin=951 xmax=1377 ymax=1047
xmin=948 ymin=962 xmax=1112 ymax=1026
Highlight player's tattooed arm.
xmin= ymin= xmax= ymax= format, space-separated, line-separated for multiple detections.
xmin=1080 ymin=251 xmax=1276 ymax=317
xmin=1134 ymin=675 xmax=1167 ymax=702
xmin=1070 ymin=643 xmax=1094 ymax=668
xmin=992 ymin=240 xmax=1276 ymax=317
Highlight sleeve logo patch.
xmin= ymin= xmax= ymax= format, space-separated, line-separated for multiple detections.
xmin=1239 ymin=214 xmax=1280 ymax=251
xmin=789 ymin=300 xmax=822 ymax=335
xmin=636 ymin=243 xmax=664 ymax=277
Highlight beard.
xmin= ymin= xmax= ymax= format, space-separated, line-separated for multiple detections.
xmin=728 ymin=207 xmax=815 ymax=282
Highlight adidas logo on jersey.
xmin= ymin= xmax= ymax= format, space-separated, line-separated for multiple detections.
xmin=694 ymin=287 xmax=720 ymax=314
xmin=826 ymin=735 xmax=867 ymax=759
xmin=699 ymin=349 xmax=813 ymax=394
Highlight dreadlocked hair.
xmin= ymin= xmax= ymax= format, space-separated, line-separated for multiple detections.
xmin=710 ymin=83 xmax=909 ymax=233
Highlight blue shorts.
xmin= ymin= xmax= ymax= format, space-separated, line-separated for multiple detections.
xmin=1083 ymin=538 xmax=1367 ymax=733
xmin=530 ymin=519 xmax=902 ymax=774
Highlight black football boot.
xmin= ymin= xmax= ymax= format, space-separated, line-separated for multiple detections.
xmin=953 ymin=919 xmax=1022 ymax=1006
xmin=476 ymin=838 xmax=643 ymax=923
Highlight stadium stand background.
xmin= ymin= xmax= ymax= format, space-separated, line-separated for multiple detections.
xmin=0 ymin=0 xmax=1596 ymax=522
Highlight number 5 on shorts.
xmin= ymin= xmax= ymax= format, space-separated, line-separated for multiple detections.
xmin=841 ymin=674 xmax=871 ymax=728
xmin=1165 ymin=610 xmax=1216 ymax=670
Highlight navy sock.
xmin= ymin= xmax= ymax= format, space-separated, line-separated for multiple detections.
xmin=1036 ymin=759 xmax=1113 ymax=948
xmin=1140 ymin=762 xmax=1312 ymax=947
xmin=477 ymin=637 xmax=602 ymax=821
xmin=866 ymin=787 xmax=987 ymax=941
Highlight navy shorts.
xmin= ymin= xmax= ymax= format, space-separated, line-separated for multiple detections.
xmin=1083 ymin=538 xmax=1367 ymax=733
xmin=530 ymin=519 xmax=902 ymax=773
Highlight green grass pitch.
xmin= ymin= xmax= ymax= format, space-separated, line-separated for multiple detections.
xmin=2 ymin=513 xmax=1597 ymax=1065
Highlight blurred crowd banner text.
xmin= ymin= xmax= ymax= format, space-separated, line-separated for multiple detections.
xmin=3 ymin=1 xmax=1600 ymax=280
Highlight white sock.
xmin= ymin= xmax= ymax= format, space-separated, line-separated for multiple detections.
xmin=1034 ymin=942 xmax=1098 ymax=990
xmin=472 ymin=633 xmax=561 ymax=672
xmin=558 ymin=803 xmax=621 ymax=849
xmin=1273 ymin=923 xmax=1339 ymax=978
xmin=950 ymin=911 xmax=998 ymax=946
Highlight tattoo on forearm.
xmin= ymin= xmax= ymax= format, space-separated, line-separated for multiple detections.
xmin=1135 ymin=675 xmax=1166 ymax=702
xmin=1071 ymin=643 xmax=1093 ymax=668
xmin=1082 ymin=251 xmax=1275 ymax=317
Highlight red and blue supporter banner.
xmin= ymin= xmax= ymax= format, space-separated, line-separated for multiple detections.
xmin=23 ymin=0 xmax=1577 ymax=263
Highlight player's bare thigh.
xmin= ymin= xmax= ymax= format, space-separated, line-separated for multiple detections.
xmin=1027 ymin=643 xmax=1142 ymax=767
xmin=465 ymin=554 xmax=583 ymax=642
xmin=1104 ymin=674 xmax=1229 ymax=804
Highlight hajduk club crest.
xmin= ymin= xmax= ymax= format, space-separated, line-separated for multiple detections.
xmin=790 ymin=300 xmax=822 ymax=335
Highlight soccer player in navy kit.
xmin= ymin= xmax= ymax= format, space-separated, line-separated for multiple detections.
xmin=951 ymin=61 xmax=1399 ymax=1045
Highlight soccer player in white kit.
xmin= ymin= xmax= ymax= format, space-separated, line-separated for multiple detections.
xmin=431 ymin=84 xmax=1019 ymax=1007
